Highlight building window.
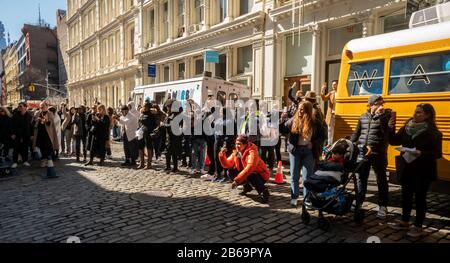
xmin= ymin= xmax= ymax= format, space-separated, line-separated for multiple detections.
xmin=194 ymin=0 xmax=205 ymax=25
xmin=328 ymin=23 xmax=363 ymax=57
xmin=164 ymin=65 xmax=170 ymax=82
xmin=215 ymin=54 xmax=227 ymax=80
xmin=195 ymin=58 xmax=204 ymax=76
xmin=177 ymin=0 xmax=185 ymax=38
xmin=178 ymin=62 xmax=185 ymax=80
xmin=218 ymin=0 xmax=227 ymax=23
xmin=149 ymin=9 xmax=155 ymax=45
xmin=237 ymin=45 xmax=253 ymax=74
xmin=382 ymin=13 xmax=408 ymax=33
xmin=285 ymin=32 xmax=313 ymax=76
xmin=240 ymin=0 xmax=253 ymax=16
xmin=163 ymin=1 xmax=169 ymax=41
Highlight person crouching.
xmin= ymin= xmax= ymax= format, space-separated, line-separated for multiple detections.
xmin=218 ymin=135 xmax=270 ymax=204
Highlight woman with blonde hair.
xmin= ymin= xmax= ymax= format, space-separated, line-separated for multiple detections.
xmin=281 ymin=101 xmax=326 ymax=207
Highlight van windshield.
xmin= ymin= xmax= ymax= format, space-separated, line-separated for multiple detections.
xmin=389 ymin=51 xmax=450 ymax=94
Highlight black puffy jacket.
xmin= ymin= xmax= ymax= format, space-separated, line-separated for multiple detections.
xmin=351 ymin=110 xmax=391 ymax=155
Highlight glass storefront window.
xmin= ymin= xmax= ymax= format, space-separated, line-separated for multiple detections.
xmin=195 ymin=58 xmax=204 ymax=76
xmin=389 ymin=52 xmax=450 ymax=94
xmin=285 ymin=32 xmax=312 ymax=76
xmin=347 ymin=60 xmax=384 ymax=96
xmin=383 ymin=13 xmax=408 ymax=33
xmin=237 ymin=45 xmax=253 ymax=74
xmin=328 ymin=23 xmax=362 ymax=56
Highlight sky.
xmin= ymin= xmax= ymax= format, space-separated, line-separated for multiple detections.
xmin=0 ymin=0 xmax=66 ymax=43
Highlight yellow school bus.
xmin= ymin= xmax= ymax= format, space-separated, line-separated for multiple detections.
xmin=334 ymin=20 xmax=450 ymax=182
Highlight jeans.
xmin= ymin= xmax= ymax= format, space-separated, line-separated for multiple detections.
xmin=289 ymin=146 xmax=315 ymax=200
xmin=63 ymin=129 xmax=72 ymax=154
xmin=75 ymin=135 xmax=87 ymax=159
xmin=192 ymin=139 xmax=206 ymax=171
xmin=357 ymin=153 xmax=389 ymax=207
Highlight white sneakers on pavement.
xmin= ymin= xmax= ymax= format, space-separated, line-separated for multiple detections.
xmin=290 ymin=198 xmax=298 ymax=207
xmin=377 ymin=206 xmax=388 ymax=219
xmin=11 ymin=163 xmax=18 ymax=169
xmin=23 ymin=162 xmax=31 ymax=167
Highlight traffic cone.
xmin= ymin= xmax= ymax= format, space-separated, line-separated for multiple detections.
xmin=46 ymin=156 xmax=58 ymax=178
xmin=274 ymin=161 xmax=285 ymax=184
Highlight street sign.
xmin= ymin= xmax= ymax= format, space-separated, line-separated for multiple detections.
xmin=148 ymin=64 xmax=156 ymax=77
xmin=205 ymin=51 xmax=219 ymax=63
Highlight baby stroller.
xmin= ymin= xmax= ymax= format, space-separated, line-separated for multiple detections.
xmin=0 ymin=143 xmax=13 ymax=179
xmin=300 ymin=139 xmax=366 ymax=230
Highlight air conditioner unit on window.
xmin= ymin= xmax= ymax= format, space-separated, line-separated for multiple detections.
xmin=188 ymin=24 xmax=202 ymax=34
xmin=409 ymin=1 xmax=450 ymax=28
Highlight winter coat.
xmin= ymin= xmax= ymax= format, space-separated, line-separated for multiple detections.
xmin=281 ymin=117 xmax=327 ymax=160
xmin=219 ymin=142 xmax=270 ymax=185
xmin=72 ymin=114 xmax=84 ymax=137
xmin=119 ymin=111 xmax=139 ymax=141
xmin=11 ymin=111 xmax=33 ymax=140
xmin=92 ymin=114 xmax=110 ymax=142
xmin=389 ymin=121 xmax=442 ymax=182
xmin=32 ymin=110 xmax=60 ymax=151
xmin=0 ymin=113 xmax=12 ymax=144
xmin=164 ymin=112 xmax=183 ymax=156
xmin=53 ymin=113 xmax=62 ymax=147
xmin=351 ymin=110 xmax=392 ymax=155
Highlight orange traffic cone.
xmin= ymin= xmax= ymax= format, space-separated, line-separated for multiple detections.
xmin=274 ymin=161 xmax=285 ymax=184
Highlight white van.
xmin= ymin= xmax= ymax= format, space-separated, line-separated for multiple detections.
xmin=132 ymin=77 xmax=251 ymax=110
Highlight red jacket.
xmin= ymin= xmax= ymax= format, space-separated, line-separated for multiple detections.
xmin=219 ymin=143 xmax=270 ymax=185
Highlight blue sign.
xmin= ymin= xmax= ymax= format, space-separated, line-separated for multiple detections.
xmin=205 ymin=51 xmax=219 ymax=63
xmin=148 ymin=64 xmax=156 ymax=77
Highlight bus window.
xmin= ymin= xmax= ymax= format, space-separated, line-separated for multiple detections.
xmin=389 ymin=52 xmax=450 ymax=94
xmin=154 ymin=92 xmax=166 ymax=105
xmin=217 ymin=91 xmax=226 ymax=106
xmin=347 ymin=60 xmax=384 ymax=96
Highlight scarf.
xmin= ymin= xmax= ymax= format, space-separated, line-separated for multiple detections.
xmin=405 ymin=120 xmax=428 ymax=139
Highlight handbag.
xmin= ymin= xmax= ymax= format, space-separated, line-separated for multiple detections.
xmin=136 ymin=127 xmax=144 ymax=140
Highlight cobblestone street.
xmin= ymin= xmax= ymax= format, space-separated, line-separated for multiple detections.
xmin=0 ymin=142 xmax=449 ymax=243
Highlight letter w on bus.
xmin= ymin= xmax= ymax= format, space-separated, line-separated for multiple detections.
xmin=354 ymin=69 xmax=378 ymax=89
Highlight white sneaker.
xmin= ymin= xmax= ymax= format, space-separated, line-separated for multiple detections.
xmin=200 ymin=170 xmax=208 ymax=175
xmin=11 ymin=163 xmax=18 ymax=169
xmin=290 ymin=199 xmax=298 ymax=207
xmin=407 ymin=226 xmax=424 ymax=238
xmin=236 ymin=185 xmax=244 ymax=190
xmin=377 ymin=206 xmax=388 ymax=219
xmin=23 ymin=162 xmax=31 ymax=167
xmin=190 ymin=169 xmax=197 ymax=175
xmin=351 ymin=200 xmax=357 ymax=211
xmin=201 ymin=174 xmax=214 ymax=180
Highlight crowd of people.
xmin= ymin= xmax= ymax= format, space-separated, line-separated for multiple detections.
xmin=0 ymin=81 xmax=443 ymax=237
